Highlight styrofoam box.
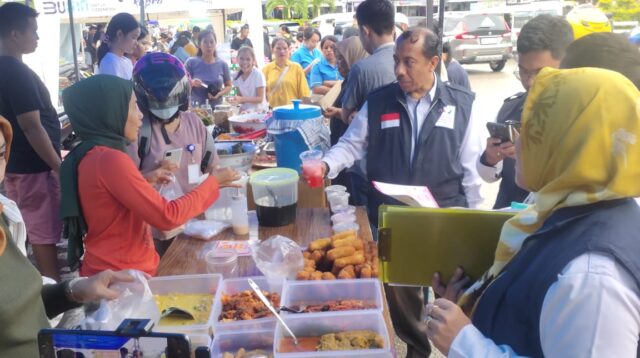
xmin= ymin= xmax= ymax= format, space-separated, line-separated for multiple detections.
xmin=148 ymin=274 xmax=222 ymax=335
xmin=274 ymin=311 xmax=392 ymax=358
xmin=280 ymin=279 xmax=384 ymax=315
xmin=211 ymin=276 xmax=285 ymax=333
xmin=210 ymin=329 xmax=274 ymax=357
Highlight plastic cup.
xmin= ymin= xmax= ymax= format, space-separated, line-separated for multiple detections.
xmin=324 ymin=185 xmax=347 ymax=195
xmin=333 ymin=222 xmax=360 ymax=235
xmin=332 ymin=205 xmax=356 ymax=215
xmin=331 ymin=212 xmax=357 ymax=226
xmin=205 ymin=250 xmax=238 ymax=279
xmin=300 ymin=150 xmax=324 ymax=188
xmin=328 ymin=192 xmax=350 ymax=210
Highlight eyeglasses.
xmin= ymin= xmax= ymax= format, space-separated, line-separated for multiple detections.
xmin=514 ymin=68 xmax=542 ymax=81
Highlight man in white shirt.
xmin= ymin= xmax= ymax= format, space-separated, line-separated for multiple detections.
xmin=315 ymin=27 xmax=485 ymax=358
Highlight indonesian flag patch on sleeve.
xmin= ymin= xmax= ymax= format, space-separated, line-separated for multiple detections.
xmin=380 ymin=112 xmax=400 ymax=129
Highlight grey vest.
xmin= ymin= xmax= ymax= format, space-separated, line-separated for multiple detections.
xmin=366 ymin=80 xmax=475 ymax=225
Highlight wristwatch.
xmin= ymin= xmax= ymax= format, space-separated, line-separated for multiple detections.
xmin=64 ymin=277 xmax=83 ymax=303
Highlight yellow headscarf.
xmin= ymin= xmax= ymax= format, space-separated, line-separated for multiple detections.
xmin=461 ymin=67 xmax=640 ymax=309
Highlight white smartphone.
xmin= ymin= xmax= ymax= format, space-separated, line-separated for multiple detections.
xmin=164 ymin=148 xmax=183 ymax=166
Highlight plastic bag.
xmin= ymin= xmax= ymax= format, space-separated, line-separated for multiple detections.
xmin=250 ymin=235 xmax=304 ymax=280
xmin=184 ymin=219 xmax=231 ymax=240
xmin=153 ymin=174 xmax=185 ymax=240
xmin=80 ymin=270 xmax=160 ymax=331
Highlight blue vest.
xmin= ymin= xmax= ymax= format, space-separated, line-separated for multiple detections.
xmin=493 ymin=92 xmax=529 ymax=209
xmin=365 ymin=80 xmax=475 ymax=225
xmin=473 ymin=198 xmax=640 ymax=357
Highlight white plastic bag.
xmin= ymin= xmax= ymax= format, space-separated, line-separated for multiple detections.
xmin=153 ymin=174 xmax=185 ymax=240
xmin=250 ymin=235 xmax=304 ymax=280
xmin=81 ymin=270 xmax=160 ymax=331
xmin=184 ymin=219 xmax=231 ymax=240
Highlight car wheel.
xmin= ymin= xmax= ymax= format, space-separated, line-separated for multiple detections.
xmin=489 ymin=60 xmax=507 ymax=72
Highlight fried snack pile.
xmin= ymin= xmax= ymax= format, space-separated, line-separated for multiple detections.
xmin=288 ymin=299 xmax=377 ymax=313
xmin=219 ymin=290 xmax=281 ymax=322
xmin=222 ymin=348 xmax=273 ymax=358
xmin=317 ymin=330 xmax=385 ymax=351
xmin=296 ymin=230 xmax=379 ymax=280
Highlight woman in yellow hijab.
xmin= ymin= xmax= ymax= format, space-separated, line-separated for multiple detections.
xmin=423 ymin=68 xmax=640 ymax=357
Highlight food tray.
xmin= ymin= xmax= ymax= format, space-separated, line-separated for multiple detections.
xmin=211 ymin=276 xmax=285 ymax=333
xmin=210 ymin=329 xmax=274 ymax=357
xmin=148 ymin=274 xmax=222 ymax=335
xmin=274 ymin=311 xmax=391 ymax=357
xmin=280 ymin=279 xmax=384 ymax=315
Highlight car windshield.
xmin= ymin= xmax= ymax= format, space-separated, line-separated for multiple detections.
xmin=444 ymin=19 xmax=462 ymax=33
xmin=464 ymin=14 xmax=506 ymax=31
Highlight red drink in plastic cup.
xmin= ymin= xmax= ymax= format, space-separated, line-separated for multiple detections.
xmin=302 ymin=161 xmax=324 ymax=188
xmin=300 ymin=150 xmax=324 ymax=188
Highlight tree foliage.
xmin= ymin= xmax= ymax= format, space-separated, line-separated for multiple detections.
xmin=266 ymin=0 xmax=309 ymax=20
xmin=310 ymin=0 xmax=336 ymax=18
xmin=598 ymin=0 xmax=640 ymax=22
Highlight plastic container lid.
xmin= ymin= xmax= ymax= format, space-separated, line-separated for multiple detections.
xmin=250 ymin=168 xmax=299 ymax=186
xmin=273 ymin=100 xmax=321 ymax=120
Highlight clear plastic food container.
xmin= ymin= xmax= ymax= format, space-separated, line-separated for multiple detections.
xmin=280 ymin=279 xmax=384 ymax=315
xmin=148 ymin=274 xmax=222 ymax=335
xmin=211 ymin=276 xmax=285 ymax=333
xmin=210 ymin=329 xmax=274 ymax=357
xmin=274 ymin=311 xmax=392 ymax=358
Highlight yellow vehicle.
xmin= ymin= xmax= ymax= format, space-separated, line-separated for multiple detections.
xmin=566 ymin=4 xmax=612 ymax=39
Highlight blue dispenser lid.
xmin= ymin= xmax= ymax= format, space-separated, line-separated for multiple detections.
xmin=273 ymin=100 xmax=322 ymax=120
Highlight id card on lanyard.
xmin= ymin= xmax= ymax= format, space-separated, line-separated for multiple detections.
xmin=186 ymin=144 xmax=200 ymax=184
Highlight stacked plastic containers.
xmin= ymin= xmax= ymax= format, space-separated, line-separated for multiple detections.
xmin=325 ymin=185 xmax=359 ymax=235
xmin=209 ymin=277 xmax=392 ymax=357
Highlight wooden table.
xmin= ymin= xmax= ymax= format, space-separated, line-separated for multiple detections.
xmin=157 ymin=207 xmax=397 ymax=355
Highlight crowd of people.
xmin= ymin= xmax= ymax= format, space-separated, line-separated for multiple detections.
xmin=2 ymin=0 xmax=640 ymax=356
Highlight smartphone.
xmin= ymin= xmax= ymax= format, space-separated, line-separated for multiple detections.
xmin=164 ymin=148 xmax=183 ymax=166
xmin=38 ymin=328 xmax=191 ymax=358
xmin=486 ymin=122 xmax=513 ymax=143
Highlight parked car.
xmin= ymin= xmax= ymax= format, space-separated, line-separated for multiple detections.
xmin=444 ymin=13 xmax=512 ymax=72
xmin=264 ymin=21 xmax=301 ymax=42
xmin=311 ymin=12 xmax=355 ymax=37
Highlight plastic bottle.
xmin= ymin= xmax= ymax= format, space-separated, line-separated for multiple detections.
xmin=231 ymin=193 xmax=249 ymax=235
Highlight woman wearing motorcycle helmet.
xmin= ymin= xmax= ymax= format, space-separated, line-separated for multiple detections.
xmin=128 ymin=52 xmax=223 ymax=254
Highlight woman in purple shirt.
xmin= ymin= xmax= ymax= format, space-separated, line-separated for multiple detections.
xmin=185 ymin=30 xmax=232 ymax=106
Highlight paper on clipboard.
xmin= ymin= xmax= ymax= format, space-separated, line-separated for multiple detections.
xmin=372 ymin=181 xmax=439 ymax=208
xmin=317 ymin=80 xmax=343 ymax=110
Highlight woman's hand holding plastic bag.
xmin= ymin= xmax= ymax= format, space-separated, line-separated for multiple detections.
xmin=71 ymin=269 xmax=140 ymax=302
xmin=212 ymin=167 xmax=242 ymax=188
xmin=81 ymin=270 xmax=160 ymax=331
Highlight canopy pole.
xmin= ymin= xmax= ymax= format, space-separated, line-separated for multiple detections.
xmin=140 ymin=0 xmax=146 ymax=26
xmin=437 ymin=0 xmax=445 ymax=76
xmin=426 ymin=0 xmax=434 ymax=30
xmin=67 ymin=0 xmax=81 ymax=83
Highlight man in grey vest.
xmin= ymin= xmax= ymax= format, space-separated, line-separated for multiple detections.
xmin=319 ymin=27 xmax=485 ymax=357
xmin=341 ymin=0 xmax=397 ymax=207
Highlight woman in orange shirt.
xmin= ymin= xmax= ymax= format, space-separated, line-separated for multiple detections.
xmin=60 ymin=75 xmax=239 ymax=276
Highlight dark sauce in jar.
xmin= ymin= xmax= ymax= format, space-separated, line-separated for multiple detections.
xmin=256 ymin=203 xmax=297 ymax=227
